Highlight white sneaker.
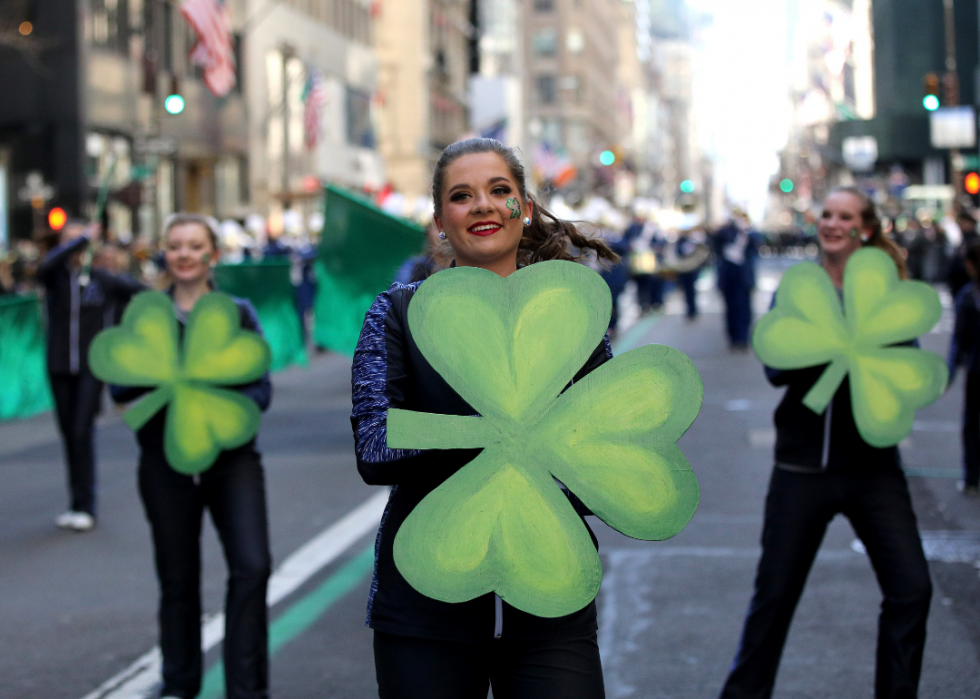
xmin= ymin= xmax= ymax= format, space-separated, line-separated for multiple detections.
xmin=69 ymin=512 xmax=95 ymax=531
xmin=56 ymin=511 xmax=95 ymax=531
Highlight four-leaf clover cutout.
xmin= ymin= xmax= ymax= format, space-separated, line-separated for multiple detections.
xmin=386 ymin=260 xmax=702 ymax=618
xmin=752 ymin=247 xmax=947 ymax=448
xmin=89 ymin=291 xmax=271 ymax=474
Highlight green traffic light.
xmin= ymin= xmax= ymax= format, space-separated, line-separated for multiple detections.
xmin=164 ymin=94 xmax=185 ymax=115
xmin=779 ymin=178 xmax=794 ymax=193
xmin=680 ymin=180 xmax=695 ymax=194
xmin=923 ymin=95 xmax=940 ymax=111
xmin=599 ymin=150 xmax=616 ymax=166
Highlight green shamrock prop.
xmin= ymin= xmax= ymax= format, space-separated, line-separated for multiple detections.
xmin=752 ymin=247 xmax=947 ymax=448
xmin=386 ymin=261 xmax=702 ymax=618
xmin=89 ymin=291 xmax=271 ymax=474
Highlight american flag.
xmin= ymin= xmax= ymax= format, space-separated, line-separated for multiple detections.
xmin=180 ymin=0 xmax=236 ymax=97
xmin=302 ymin=66 xmax=327 ymax=150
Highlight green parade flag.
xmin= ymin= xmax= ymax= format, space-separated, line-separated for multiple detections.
xmin=386 ymin=261 xmax=702 ymax=618
xmin=0 ymin=294 xmax=53 ymax=421
xmin=214 ymin=259 xmax=307 ymax=372
xmin=313 ymin=184 xmax=426 ymax=355
xmin=752 ymin=247 xmax=947 ymax=448
xmin=89 ymin=291 xmax=272 ymax=474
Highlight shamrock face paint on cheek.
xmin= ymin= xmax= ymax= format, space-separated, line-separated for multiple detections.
xmin=202 ymin=253 xmax=211 ymax=264
xmin=506 ymin=198 xmax=521 ymax=219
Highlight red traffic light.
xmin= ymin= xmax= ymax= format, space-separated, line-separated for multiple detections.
xmin=966 ymin=172 xmax=980 ymax=196
xmin=48 ymin=207 xmax=67 ymax=230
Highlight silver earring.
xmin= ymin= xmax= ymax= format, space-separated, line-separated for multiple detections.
xmin=522 ymin=216 xmax=531 ymax=226
xmin=439 ymin=231 xmax=446 ymax=239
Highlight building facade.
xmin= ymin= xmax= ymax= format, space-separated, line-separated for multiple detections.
xmin=0 ymin=0 xmax=251 ymax=246
xmin=244 ymin=0 xmax=382 ymax=234
xmin=523 ymin=0 xmax=621 ymax=191
xmin=373 ymin=0 xmax=471 ymax=198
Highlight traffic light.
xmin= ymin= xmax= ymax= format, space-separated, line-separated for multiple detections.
xmin=966 ymin=172 xmax=980 ymax=195
xmin=48 ymin=207 xmax=67 ymax=231
xmin=923 ymin=73 xmax=940 ymax=111
xmin=164 ymin=76 xmax=184 ymax=115
xmin=779 ymin=178 xmax=794 ymax=193
xmin=599 ymin=150 xmax=616 ymax=166
xmin=679 ymin=179 xmax=695 ymax=194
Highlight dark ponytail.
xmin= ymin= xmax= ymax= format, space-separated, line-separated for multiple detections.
xmin=432 ymin=138 xmax=619 ymax=266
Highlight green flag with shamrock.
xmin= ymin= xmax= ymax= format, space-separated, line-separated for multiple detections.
xmin=752 ymin=247 xmax=947 ymax=448
xmin=386 ymin=260 xmax=702 ymax=618
xmin=88 ymin=291 xmax=272 ymax=474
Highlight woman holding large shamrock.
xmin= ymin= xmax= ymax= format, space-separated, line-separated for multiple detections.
xmin=720 ymin=187 xmax=935 ymax=699
xmin=108 ymin=214 xmax=273 ymax=699
xmin=352 ymin=138 xmax=630 ymax=698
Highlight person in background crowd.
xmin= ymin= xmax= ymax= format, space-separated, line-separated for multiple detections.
xmin=673 ymin=227 xmax=707 ymax=321
xmin=719 ymin=187 xmax=931 ymax=699
xmin=947 ymin=210 xmax=979 ymax=299
xmin=948 ymin=240 xmax=980 ymax=496
xmin=394 ymin=222 xmax=451 ymax=284
xmin=0 ymin=253 xmax=14 ymax=294
xmin=111 ymin=213 xmax=273 ymax=699
xmin=623 ymin=210 xmax=664 ymax=313
xmin=38 ymin=219 xmax=144 ymax=532
xmin=713 ymin=211 xmax=762 ymax=351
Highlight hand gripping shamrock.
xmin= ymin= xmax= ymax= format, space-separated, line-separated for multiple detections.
xmin=386 ymin=260 xmax=702 ymax=618
xmin=89 ymin=291 xmax=271 ymax=474
xmin=752 ymin=247 xmax=947 ymax=448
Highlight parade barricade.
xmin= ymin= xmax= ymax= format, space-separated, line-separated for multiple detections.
xmin=214 ymin=258 xmax=308 ymax=373
xmin=0 ymin=294 xmax=53 ymax=421
xmin=314 ymin=184 xmax=426 ymax=355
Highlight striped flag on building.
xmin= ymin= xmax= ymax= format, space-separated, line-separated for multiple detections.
xmin=302 ymin=66 xmax=327 ymax=150
xmin=180 ymin=0 xmax=236 ymax=97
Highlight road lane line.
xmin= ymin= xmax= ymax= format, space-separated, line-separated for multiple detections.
xmin=196 ymin=544 xmax=376 ymax=699
xmin=80 ymin=489 xmax=389 ymax=699
xmin=612 ymin=313 xmax=660 ymax=355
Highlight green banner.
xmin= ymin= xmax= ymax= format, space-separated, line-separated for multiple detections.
xmin=214 ymin=259 xmax=308 ymax=372
xmin=0 ymin=294 xmax=53 ymax=421
xmin=313 ymin=184 xmax=426 ymax=355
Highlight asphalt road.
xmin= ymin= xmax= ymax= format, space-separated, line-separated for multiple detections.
xmin=2 ymin=262 xmax=979 ymax=699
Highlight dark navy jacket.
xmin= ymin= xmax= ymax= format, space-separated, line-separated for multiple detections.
xmin=351 ymin=278 xmax=611 ymax=642
xmin=38 ymin=236 xmax=144 ymax=375
xmin=949 ymin=282 xmax=980 ymax=379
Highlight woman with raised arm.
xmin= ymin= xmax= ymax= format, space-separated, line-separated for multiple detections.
xmin=351 ymin=138 xmax=618 ymax=699
xmin=719 ymin=187 xmax=932 ymax=699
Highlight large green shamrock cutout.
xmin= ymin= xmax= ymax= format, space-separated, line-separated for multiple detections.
xmin=752 ymin=247 xmax=947 ymax=448
xmin=89 ymin=291 xmax=271 ymax=474
xmin=386 ymin=260 xmax=702 ymax=618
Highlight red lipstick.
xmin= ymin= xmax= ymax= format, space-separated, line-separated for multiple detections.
xmin=467 ymin=221 xmax=502 ymax=237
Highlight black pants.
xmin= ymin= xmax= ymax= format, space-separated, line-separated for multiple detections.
xmin=677 ymin=271 xmax=699 ymax=318
xmin=961 ymin=370 xmax=980 ymax=487
xmin=721 ymin=284 xmax=752 ymax=345
xmin=374 ymin=630 xmax=605 ymax=699
xmin=720 ymin=467 xmax=932 ymax=699
xmin=139 ymin=446 xmax=271 ymax=699
xmin=50 ymin=371 xmax=103 ymax=515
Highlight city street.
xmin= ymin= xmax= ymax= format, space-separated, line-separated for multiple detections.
xmin=3 ymin=263 xmax=980 ymax=699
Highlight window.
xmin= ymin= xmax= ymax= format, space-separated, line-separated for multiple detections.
xmin=532 ymin=28 xmax=557 ymax=57
xmin=566 ymin=28 xmax=584 ymax=54
xmin=346 ymin=87 xmax=375 ymax=148
xmin=90 ymin=0 xmax=130 ymax=55
xmin=536 ymin=75 xmax=557 ymax=105
xmin=534 ymin=0 xmax=554 ymax=11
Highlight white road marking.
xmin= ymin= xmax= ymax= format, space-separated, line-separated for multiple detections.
xmin=853 ymin=531 xmax=980 ymax=564
xmin=80 ymin=489 xmax=389 ymax=699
